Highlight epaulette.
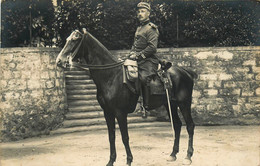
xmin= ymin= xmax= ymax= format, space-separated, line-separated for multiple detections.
xmin=149 ymin=22 xmax=158 ymax=29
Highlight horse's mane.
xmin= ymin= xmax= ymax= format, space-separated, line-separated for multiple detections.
xmin=87 ymin=32 xmax=118 ymax=62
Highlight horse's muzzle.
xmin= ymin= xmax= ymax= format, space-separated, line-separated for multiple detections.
xmin=56 ymin=59 xmax=70 ymax=69
xmin=56 ymin=59 xmax=64 ymax=68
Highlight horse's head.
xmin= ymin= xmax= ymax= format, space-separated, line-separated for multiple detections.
xmin=56 ymin=29 xmax=87 ymax=68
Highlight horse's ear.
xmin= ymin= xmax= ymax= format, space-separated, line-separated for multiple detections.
xmin=82 ymin=28 xmax=87 ymax=34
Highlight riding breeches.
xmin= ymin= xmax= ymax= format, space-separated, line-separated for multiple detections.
xmin=138 ymin=59 xmax=158 ymax=86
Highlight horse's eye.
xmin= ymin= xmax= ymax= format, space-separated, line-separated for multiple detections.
xmin=72 ymin=35 xmax=79 ymax=40
xmin=72 ymin=33 xmax=79 ymax=40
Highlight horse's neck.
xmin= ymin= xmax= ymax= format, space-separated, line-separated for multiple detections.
xmin=85 ymin=34 xmax=121 ymax=88
xmin=86 ymin=34 xmax=118 ymax=65
xmin=90 ymin=66 xmax=122 ymax=93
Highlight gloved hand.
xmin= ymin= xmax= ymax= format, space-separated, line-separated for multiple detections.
xmin=136 ymin=53 xmax=145 ymax=61
xmin=129 ymin=51 xmax=137 ymax=60
xmin=129 ymin=52 xmax=145 ymax=61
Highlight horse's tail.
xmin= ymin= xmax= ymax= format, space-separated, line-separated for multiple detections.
xmin=176 ymin=66 xmax=198 ymax=80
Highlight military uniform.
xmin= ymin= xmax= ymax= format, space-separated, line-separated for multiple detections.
xmin=129 ymin=2 xmax=159 ymax=111
xmin=131 ymin=19 xmax=159 ymax=86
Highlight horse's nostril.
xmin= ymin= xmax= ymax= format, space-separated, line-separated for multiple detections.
xmin=65 ymin=62 xmax=71 ymax=68
xmin=56 ymin=59 xmax=64 ymax=68
xmin=57 ymin=59 xmax=62 ymax=65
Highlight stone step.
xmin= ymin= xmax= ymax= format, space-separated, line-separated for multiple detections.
xmin=65 ymin=111 xmax=142 ymax=120
xmin=66 ymin=80 xmax=94 ymax=85
xmin=64 ymin=70 xmax=90 ymax=75
xmin=51 ymin=122 xmax=170 ymax=135
xmin=67 ymin=89 xmax=97 ymax=95
xmin=68 ymin=105 xmax=102 ymax=112
xmin=66 ymin=111 xmax=104 ymax=120
xmin=63 ymin=117 xmax=106 ymax=128
xmin=67 ymin=94 xmax=96 ymax=100
xmin=66 ymin=84 xmax=97 ymax=90
xmin=62 ymin=116 xmax=157 ymax=128
xmin=58 ymin=67 xmax=170 ymax=137
xmin=65 ymin=75 xmax=91 ymax=80
xmin=68 ymin=100 xmax=99 ymax=106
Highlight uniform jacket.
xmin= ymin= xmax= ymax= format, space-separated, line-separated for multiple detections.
xmin=131 ymin=20 xmax=159 ymax=65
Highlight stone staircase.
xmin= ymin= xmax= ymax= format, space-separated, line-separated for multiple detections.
xmin=51 ymin=67 xmax=169 ymax=135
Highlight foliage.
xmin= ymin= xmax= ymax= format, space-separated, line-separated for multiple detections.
xmin=183 ymin=1 xmax=260 ymax=47
xmin=53 ymin=0 xmax=137 ymax=49
xmin=1 ymin=0 xmax=54 ymax=47
xmin=1 ymin=0 xmax=259 ymax=48
xmin=151 ymin=2 xmax=197 ymax=47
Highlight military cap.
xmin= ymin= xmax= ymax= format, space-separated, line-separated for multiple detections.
xmin=137 ymin=2 xmax=151 ymax=11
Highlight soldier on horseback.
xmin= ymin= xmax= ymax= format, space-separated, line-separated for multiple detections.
xmin=129 ymin=2 xmax=159 ymax=112
xmin=57 ymin=12 xmax=197 ymax=163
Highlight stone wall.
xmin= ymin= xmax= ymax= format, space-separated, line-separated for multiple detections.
xmin=111 ymin=46 xmax=260 ymax=125
xmin=0 ymin=46 xmax=259 ymax=141
xmin=0 ymin=48 xmax=67 ymax=141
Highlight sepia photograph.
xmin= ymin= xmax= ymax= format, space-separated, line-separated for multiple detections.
xmin=0 ymin=0 xmax=259 ymax=165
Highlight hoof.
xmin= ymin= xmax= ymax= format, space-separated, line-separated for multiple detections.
xmin=142 ymin=113 xmax=148 ymax=119
xmin=127 ymin=160 xmax=132 ymax=166
xmin=167 ymin=155 xmax=177 ymax=162
xmin=106 ymin=161 xmax=114 ymax=166
xmin=182 ymin=157 xmax=192 ymax=165
xmin=142 ymin=110 xmax=148 ymax=119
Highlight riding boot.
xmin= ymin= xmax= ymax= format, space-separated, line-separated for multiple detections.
xmin=141 ymin=85 xmax=150 ymax=119
xmin=143 ymin=85 xmax=150 ymax=110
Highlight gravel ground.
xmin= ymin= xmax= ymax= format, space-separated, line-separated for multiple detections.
xmin=1 ymin=125 xmax=259 ymax=166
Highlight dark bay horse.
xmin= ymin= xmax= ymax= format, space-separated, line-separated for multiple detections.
xmin=56 ymin=29 xmax=197 ymax=166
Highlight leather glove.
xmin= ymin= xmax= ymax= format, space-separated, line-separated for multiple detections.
xmin=129 ymin=51 xmax=137 ymax=60
xmin=136 ymin=53 xmax=145 ymax=61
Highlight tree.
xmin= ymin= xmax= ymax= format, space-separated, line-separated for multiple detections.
xmin=1 ymin=0 xmax=259 ymax=48
xmin=1 ymin=0 xmax=55 ymax=47
xmin=183 ymin=1 xmax=260 ymax=47
xmin=53 ymin=0 xmax=137 ymax=49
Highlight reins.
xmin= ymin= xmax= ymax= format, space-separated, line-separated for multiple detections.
xmin=69 ymin=30 xmax=125 ymax=70
xmin=71 ymin=61 xmax=124 ymax=70
xmin=70 ymin=33 xmax=85 ymax=60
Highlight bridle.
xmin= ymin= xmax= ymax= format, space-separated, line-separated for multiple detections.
xmin=68 ymin=30 xmax=125 ymax=70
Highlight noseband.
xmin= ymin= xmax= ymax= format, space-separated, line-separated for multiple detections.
xmin=70 ymin=31 xmax=85 ymax=60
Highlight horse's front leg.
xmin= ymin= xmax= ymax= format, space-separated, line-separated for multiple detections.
xmin=116 ymin=112 xmax=133 ymax=166
xmin=104 ymin=111 xmax=116 ymax=166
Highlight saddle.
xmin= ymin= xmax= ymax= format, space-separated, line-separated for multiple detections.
xmin=124 ymin=59 xmax=138 ymax=82
xmin=123 ymin=59 xmax=172 ymax=95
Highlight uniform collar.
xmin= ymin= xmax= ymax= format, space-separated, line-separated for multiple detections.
xmin=139 ymin=19 xmax=150 ymax=26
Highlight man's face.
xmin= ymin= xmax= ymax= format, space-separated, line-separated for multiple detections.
xmin=137 ymin=8 xmax=150 ymax=22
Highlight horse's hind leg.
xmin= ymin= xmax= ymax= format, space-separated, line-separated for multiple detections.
xmin=104 ymin=111 xmax=116 ymax=166
xmin=179 ymin=100 xmax=195 ymax=164
xmin=116 ymin=112 xmax=133 ymax=166
xmin=164 ymin=101 xmax=182 ymax=161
